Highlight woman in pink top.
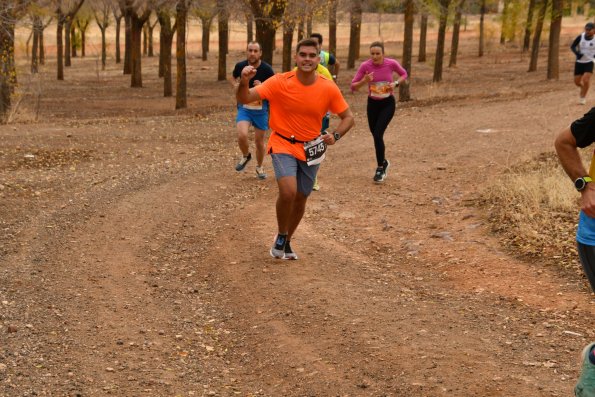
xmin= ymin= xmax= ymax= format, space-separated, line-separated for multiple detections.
xmin=351 ymin=41 xmax=408 ymax=183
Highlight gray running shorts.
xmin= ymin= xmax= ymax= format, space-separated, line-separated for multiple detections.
xmin=271 ymin=153 xmax=319 ymax=196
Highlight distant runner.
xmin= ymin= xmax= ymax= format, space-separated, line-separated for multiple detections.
xmin=236 ymin=38 xmax=354 ymax=260
xmin=231 ymin=41 xmax=274 ymax=179
xmin=351 ymin=41 xmax=407 ymax=183
xmin=571 ymin=22 xmax=595 ymax=105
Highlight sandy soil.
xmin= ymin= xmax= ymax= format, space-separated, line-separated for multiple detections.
xmin=1 ymin=19 xmax=595 ymax=397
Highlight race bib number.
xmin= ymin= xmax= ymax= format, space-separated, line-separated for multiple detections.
xmin=370 ymin=82 xmax=392 ymax=99
xmin=243 ymin=100 xmax=263 ymax=110
xmin=304 ymin=136 xmax=327 ymax=166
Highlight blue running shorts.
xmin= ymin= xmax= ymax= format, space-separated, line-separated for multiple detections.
xmin=236 ymin=105 xmax=269 ymax=131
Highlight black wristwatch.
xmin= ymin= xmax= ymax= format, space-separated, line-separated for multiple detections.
xmin=333 ymin=132 xmax=341 ymax=141
xmin=575 ymin=176 xmax=593 ymax=191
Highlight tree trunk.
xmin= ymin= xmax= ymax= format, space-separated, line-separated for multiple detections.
xmin=31 ymin=16 xmax=41 ymax=74
xmin=282 ymin=20 xmax=295 ymax=72
xmin=158 ymin=11 xmax=174 ymax=96
xmin=71 ymin=23 xmax=77 ymax=58
xmin=217 ymin=0 xmax=229 ymax=81
xmin=529 ymin=0 xmax=548 ymax=72
xmin=200 ymin=16 xmax=212 ymax=61
xmin=500 ymin=0 xmax=510 ymax=44
xmin=400 ymin=0 xmax=414 ymax=101
xmin=449 ymin=0 xmax=465 ymax=67
xmin=523 ymin=0 xmax=536 ymax=52
xmin=98 ymin=27 xmax=105 ymax=70
xmin=57 ymin=14 xmax=64 ymax=80
xmin=246 ymin=12 xmax=254 ymax=44
xmin=0 ymin=23 xmax=14 ymax=120
xmin=419 ymin=12 xmax=427 ymax=62
xmin=39 ymin=25 xmax=45 ymax=65
xmin=130 ymin=12 xmax=150 ymax=87
xmin=547 ymin=0 xmax=562 ymax=79
xmin=479 ymin=0 xmax=486 ymax=57
xmin=143 ymin=23 xmax=148 ymax=56
xmin=328 ymin=0 xmax=337 ymax=56
xmin=81 ymin=26 xmax=86 ymax=57
xmin=306 ymin=12 xmax=312 ymax=37
xmin=297 ymin=17 xmax=304 ymax=42
xmin=347 ymin=0 xmax=362 ymax=69
xmin=249 ymin=0 xmax=285 ymax=64
xmin=115 ymin=16 xmax=122 ymax=63
xmin=124 ymin=10 xmax=132 ymax=74
xmin=176 ymin=0 xmax=187 ymax=109
xmin=433 ymin=0 xmax=451 ymax=82
xmin=148 ymin=24 xmax=155 ymax=56
xmin=65 ymin=19 xmax=72 ymax=66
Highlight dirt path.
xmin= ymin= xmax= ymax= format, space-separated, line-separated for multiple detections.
xmin=2 ymin=42 xmax=595 ymax=396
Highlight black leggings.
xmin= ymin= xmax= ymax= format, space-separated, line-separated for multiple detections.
xmin=367 ymin=96 xmax=396 ymax=167
xmin=577 ymin=242 xmax=595 ymax=293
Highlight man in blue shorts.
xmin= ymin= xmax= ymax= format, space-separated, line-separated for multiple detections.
xmin=571 ymin=22 xmax=595 ymax=105
xmin=555 ymin=109 xmax=595 ymax=396
xmin=231 ymin=42 xmax=275 ymax=179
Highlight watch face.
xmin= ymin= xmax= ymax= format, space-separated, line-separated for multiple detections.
xmin=333 ymin=132 xmax=340 ymax=141
xmin=576 ymin=177 xmax=587 ymax=190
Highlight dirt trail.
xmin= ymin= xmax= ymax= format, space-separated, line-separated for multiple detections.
xmin=1 ymin=39 xmax=595 ymax=396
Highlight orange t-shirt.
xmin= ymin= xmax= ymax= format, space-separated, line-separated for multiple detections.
xmin=255 ymin=71 xmax=349 ymax=161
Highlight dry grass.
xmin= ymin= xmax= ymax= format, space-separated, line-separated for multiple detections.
xmin=480 ymin=151 xmax=591 ymax=270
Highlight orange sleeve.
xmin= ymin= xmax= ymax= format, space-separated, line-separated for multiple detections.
xmin=328 ymin=84 xmax=349 ymax=115
xmin=254 ymin=74 xmax=279 ymax=100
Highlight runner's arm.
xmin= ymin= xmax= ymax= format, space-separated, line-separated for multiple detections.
xmin=555 ymin=127 xmax=595 ymax=217
xmin=323 ymin=107 xmax=354 ymax=145
xmin=236 ymin=66 xmax=262 ymax=104
xmin=571 ymin=35 xmax=582 ymax=58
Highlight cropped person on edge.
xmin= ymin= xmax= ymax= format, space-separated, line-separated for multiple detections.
xmin=554 ymin=109 xmax=595 ymax=396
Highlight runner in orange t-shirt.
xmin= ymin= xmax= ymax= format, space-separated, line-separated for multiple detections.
xmin=236 ymin=38 xmax=355 ymax=260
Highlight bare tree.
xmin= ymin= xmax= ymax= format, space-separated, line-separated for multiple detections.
xmin=418 ymin=10 xmax=428 ymax=62
xmin=121 ymin=0 xmax=152 ymax=87
xmin=328 ymin=0 xmax=337 ymax=56
xmin=449 ymin=0 xmax=465 ymax=67
xmin=75 ymin=7 xmax=92 ymax=57
xmin=478 ymin=0 xmax=485 ymax=57
xmin=157 ymin=4 xmax=175 ymax=94
xmin=347 ymin=0 xmax=362 ymax=69
xmin=192 ymin=0 xmax=217 ymax=61
xmin=528 ymin=0 xmax=548 ymax=72
xmin=1 ymin=0 xmax=31 ymax=120
xmin=55 ymin=0 xmax=86 ymax=80
xmin=547 ymin=0 xmax=562 ymax=79
xmin=111 ymin=1 xmax=123 ymax=63
xmin=176 ymin=0 xmax=187 ymax=109
xmin=400 ymin=0 xmax=414 ymax=101
xmin=248 ymin=0 xmax=286 ymax=65
xmin=93 ymin=0 xmax=112 ymax=70
xmin=523 ymin=0 xmax=537 ymax=52
xmin=433 ymin=0 xmax=451 ymax=83
xmin=217 ymin=0 xmax=228 ymax=81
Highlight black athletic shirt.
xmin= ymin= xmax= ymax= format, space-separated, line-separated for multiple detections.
xmin=571 ymin=107 xmax=595 ymax=148
xmin=232 ymin=60 xmax=275 ymax=88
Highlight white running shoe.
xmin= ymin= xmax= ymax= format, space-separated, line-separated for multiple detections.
xmin=256 ymin=166 xmax=267 ymax=180
xmin=580 ymin=97 xmax=587 ymax=105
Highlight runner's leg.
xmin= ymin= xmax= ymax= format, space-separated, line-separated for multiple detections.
xmin=287 ymin=192 xmax=307 ymax=241
xmin=575 ymin=74 xmax=584 ymax=88
xmin=577 ymin=242 xmax=595 ymax=293
xmin=254 ymin=128 xmax=266 ymax=167
xmin=368 ymin=97 xmax=396 ymax=166
xmin=237 ymin=120 xmax=251 ymax=156
xmin=581 ymin=72 xmax=592 ymax=99
xmin=276 ymin=176 xmax=297 ymax=234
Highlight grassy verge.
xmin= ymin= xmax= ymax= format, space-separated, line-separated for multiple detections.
xmin=479 ymin=151 xmax=590 ymax=272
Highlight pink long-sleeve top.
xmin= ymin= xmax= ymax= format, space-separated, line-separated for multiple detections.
xmin=350 ymin=58 xmax=408 ymax=100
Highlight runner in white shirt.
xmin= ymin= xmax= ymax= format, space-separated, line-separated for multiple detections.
xmin=571 ymin=22 xmax=595 ymax=105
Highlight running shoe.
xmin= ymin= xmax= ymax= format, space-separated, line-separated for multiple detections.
xmin=270 ymin=234 xmax=287 ymax=259
xmin=312 ymin=176 xmax=320 ymax=191
xmin=283 ymin=241 xmax=298 ymax=260
xmin=580 ymin=97 xmax=587 ymax=105
xmin=256 ymin=166 xmax=267 ymax=180
xmin=235 ymin=153 xmax=252 ymax=171
xmin=373 ymin=166 xmax=385 ymax=183
xmin=575 ymin=342 xmax=595 ymax=397
xmin=383 ymin=159 xmax=391 ymax=176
